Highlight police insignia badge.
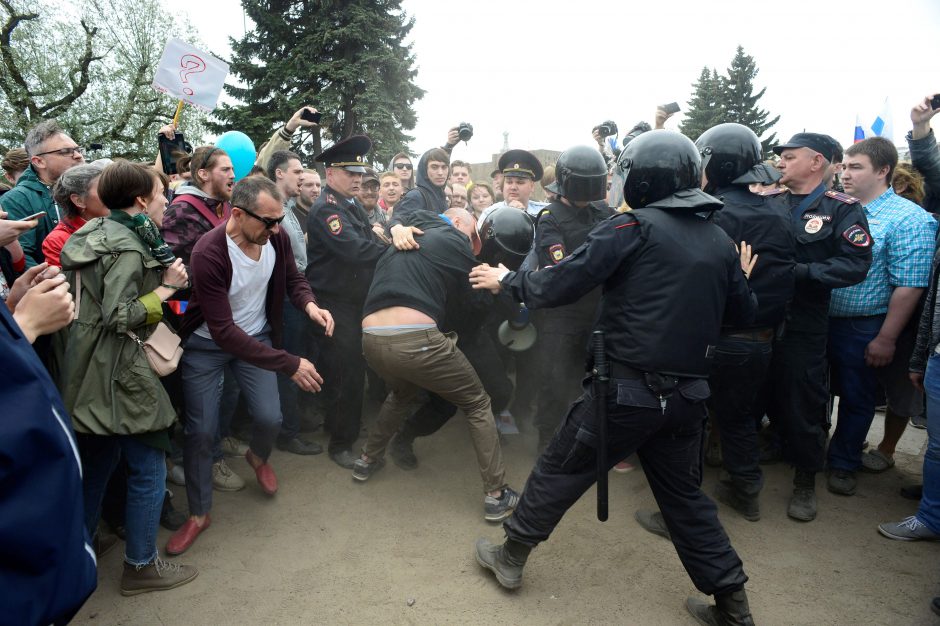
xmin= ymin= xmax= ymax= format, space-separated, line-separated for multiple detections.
xmin=549 ymin=243 xmax=565 ymax=263
xmin=327 ymin=213 xmax=342 ymax=235
xmin=842 ymin=224 xmax=870 ymax=247
xmin=804 ymin=217 xmax=823 ymax=234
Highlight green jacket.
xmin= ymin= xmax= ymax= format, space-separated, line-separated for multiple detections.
xmin=0 ymin=164 xmax=60 ymax=267
xmin=58 ymin=217 xmax=174 ymax=435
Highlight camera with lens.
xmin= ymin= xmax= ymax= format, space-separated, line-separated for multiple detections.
xmin=458 ymin=122 xmax=474 ymax=142
xmin=594 ymin=120 xmax=619 ymax=138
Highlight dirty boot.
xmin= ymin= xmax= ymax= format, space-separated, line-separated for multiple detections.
xmin=686 ymin=589 xmax=755 ymax=626
xmin=714 ymin=482 xmax=760 ymax=522
xmin=389 ymin=433 xmax=418 ymax=470
xmin=634 ymin=509 xmax=671 ymax=540
xmin=475 ymin=537 xmax=531 ymax=590
xmin=120 ymin=557 xmax=198 ymax=596
xmin=787 ymin=469 xmax=817 ymax=522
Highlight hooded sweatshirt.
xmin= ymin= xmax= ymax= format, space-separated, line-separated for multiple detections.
xmin=388 ymin=151 xmax=415 ymax=190
xmin=161 ymin=181 xmax=232 ymax=268
xmin=388 ymin=149 xmax=449 ymax=231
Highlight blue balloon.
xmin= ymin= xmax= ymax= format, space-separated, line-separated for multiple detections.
xmin=215 ymin=131 xmax=256 ymax=182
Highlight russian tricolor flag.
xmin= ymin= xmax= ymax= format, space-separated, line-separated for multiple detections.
xmin=853 ymin=98 xmax=893 ymax=144
xmin=854 ymin=115 xmax=865 ymax=143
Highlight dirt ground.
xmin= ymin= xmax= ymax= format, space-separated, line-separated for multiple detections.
xmin=74 ymin=406 xmax=939 ymax=625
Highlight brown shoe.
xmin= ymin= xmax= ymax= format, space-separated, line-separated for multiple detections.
xmin=120 ymin=556 xmax=198 ymax=596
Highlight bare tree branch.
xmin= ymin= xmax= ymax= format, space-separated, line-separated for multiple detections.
xmin=37 ymin=19 xmax=103 ymax=117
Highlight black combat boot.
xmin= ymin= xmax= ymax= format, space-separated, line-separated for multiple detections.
xmin=714 ymin=482 xmax=760 ymax=522
xmin=475 ymin=537 xmax=531 ymax=590
xmin=686 ymin=589 xmax=755 ymax=626
xmin=787 ymin=469 xmax=817 ymax=522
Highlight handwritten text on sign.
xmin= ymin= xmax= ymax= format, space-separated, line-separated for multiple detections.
xmin=152 ymin=38 xmax=229 ymax=112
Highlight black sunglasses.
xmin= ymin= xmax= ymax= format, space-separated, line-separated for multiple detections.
xmin=236 ymin=205 xmax=285 ymax=229
xmin=394 ymin=162 xmax=413 ymax=170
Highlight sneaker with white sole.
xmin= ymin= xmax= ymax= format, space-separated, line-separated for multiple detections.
xmin=220 ymin=436 xmax=249 ymax=458
xmin=352 ymin=457 xmax=385 ymax=482
xmin=484 ymin=487 xmax=520 ymax=522
xmin=212 ymin=459 xmax=245 ymax=491
xmin=878 ymin=516 xmax=940 ymax=541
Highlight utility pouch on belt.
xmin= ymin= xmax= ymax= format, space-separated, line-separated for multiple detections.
xmin=643 ymin=372 xmax=678 ymax=398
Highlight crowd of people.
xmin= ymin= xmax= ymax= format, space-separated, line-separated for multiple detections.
xmin=3 ymin=95 xmax=940 ymax=625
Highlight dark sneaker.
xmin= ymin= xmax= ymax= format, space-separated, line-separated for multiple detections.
xmin=120 ymin=557 xmax=198 ymax=596
xmin=787 ymin=488 xmax=817 ymax=522
xmin=634 ymin=509 xmax=671 ymax=540
xmin=329 ymin=449 xmax=358 ymax=469
xmin=878 ymin=516 xmax=940 ymax=541
xmin=277 ymin=436 xmax=324 ymax=456
xmin=160 ymin=492 xmax=187 ymax=531
xmin=475 ymin=538 xmax=526 ymax=590
xmin=389 ymin=434 xmax=418 ymax=470
xmin=352 ymin=457 xmax=385 ymax=482
xmin=94 ymin=531 xmax=119 ymax=558
xmin=827 ymin=469 xmax=857 ymax=496
xmin=484 ymin=487 xmax=520 ymax=522
xmin=714 ymin=483 xmax=760 ymax=522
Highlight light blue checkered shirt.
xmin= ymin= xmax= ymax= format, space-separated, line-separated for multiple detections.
xmin=830 ymin=188 xmax=937 ymax=317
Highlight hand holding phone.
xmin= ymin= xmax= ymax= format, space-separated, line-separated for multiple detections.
xmin=300 ymin=109 xmax=322 ymax=124
xmin=18 ymin=211 xmax=45 ymax=222
xmin=660 ymin=102 xmax=681 ymax=115
xmin=931 ymin=94 xmax=940 ymax=111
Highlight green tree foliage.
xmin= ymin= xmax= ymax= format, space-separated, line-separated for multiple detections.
xmin=0 ymin=0 xmax=208 ymax=159
xmin=680 ymin=46 xmax=780 ymax=157
xmin=213 ymin=0 xmax=425 ymax=167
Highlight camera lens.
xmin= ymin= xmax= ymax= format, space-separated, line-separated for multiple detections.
xmin=458 ymin=122 xmax=473 ymax=142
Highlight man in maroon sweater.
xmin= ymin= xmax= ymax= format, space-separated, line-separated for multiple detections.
xmin=166 ymin=176 xmax=334 ymax=556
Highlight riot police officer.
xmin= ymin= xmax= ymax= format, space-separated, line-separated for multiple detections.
xmin=470 ymin=130 xmax=758 ymax=625
xmin=531 ymin=146 xmax=613 ymax=451
xmin=766 ymin=133 xmax=872 ymax=522
xmin=305 ymin=135 xmax=388 ymax=468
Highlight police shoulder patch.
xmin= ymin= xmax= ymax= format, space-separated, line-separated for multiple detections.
xmin=548 ymin=243 xmax=565 ymax=264
xmin=326 ymin=213 xmax=343 ymax=235
xmin=825 ymin=190 xmax=859 ymax=204
xmin=842 ymin=223 xmax=871 ymax=247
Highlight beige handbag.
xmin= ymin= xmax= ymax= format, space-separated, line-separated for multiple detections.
xmin=75 ymin=269 xmax=182 ymax=376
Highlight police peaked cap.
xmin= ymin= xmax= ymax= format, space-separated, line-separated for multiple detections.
xmin=498 ymin=149 xmax=543 ymax=181
xmin=316 ymin=135 xmax=372 ymax=173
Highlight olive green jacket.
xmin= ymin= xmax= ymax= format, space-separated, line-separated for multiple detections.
xmin=58 ymin=217 xmax=175 ymax=435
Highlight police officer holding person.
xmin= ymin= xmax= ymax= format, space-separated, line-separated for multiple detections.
xmin=530 ymin=145 xmax=613 ymax=452
xmin=765 ymin=133 xmax=872 ymax=522
xmin=469 ymin=130 xmax=759 ymax=625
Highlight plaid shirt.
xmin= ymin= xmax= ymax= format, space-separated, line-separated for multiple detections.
xmin=830 ymin=188 xmax=937 ymax=317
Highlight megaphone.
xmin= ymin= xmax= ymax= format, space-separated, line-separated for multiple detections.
xmin=498 ymin=305 xmax=537 ymax=352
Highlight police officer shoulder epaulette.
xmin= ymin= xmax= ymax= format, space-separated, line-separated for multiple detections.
xmin=611 ymin=211 xmax=639 ymax=230
xmin=824 ymin=190 xmax=859 ymax=204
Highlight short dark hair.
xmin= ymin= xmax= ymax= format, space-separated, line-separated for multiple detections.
xmin=231 ymin=174 xmax=282 ymax=209
xmin=451 ymin=159 xmax=470 ymax=172
xmin=426 ymin=148 xmax=450 ymax=167
xmin=844 ymin=137 xmax=898 ymax=185
xmin=266 ymin=150 xmax=301 ymax=182
xmin=97 ymin=160 xmax=159 ymax=211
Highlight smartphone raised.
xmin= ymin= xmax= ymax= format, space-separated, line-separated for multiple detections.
xmin=661 ymin=102 xmax=681 ymax=115
xmin=300 ymin=109 xmax=322 ymax=124
xmin=931 ymin=94 xmax=940 ymax=111
xmin=158 ymin=132 xmax=193 ymax=176
xmin=18 ymin=211 xmax=45 ymax=222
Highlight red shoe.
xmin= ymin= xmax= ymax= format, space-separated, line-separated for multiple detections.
xmin=247 ymin=451 xmax=278 ymax=495
xmin=166 ymin=515 xmax=210 ymax=555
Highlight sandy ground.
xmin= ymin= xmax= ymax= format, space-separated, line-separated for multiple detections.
xmin=74 ymin=405 xmax=939 ymax=626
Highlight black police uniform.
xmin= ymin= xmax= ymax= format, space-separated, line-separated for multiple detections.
xmin=765 ymin=187 xmax=871 ymax=473
xmin=500 ymin=200 xmax=756 ymax=597
xmin=531 ymin=199 xmax=612 ymax=446
xmin=708 ymin=185 xmax=796 ymax=499
xmin=305 ymin=136 xmax=388 ymax=458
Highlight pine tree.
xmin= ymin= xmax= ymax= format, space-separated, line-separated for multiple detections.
xmin=721 ymin=46 xmax=779 ymax=157
xmin=211 ymin=0 xmax=425 ymax=167
xmin=679 ymin=67 xmax=725 ymax=141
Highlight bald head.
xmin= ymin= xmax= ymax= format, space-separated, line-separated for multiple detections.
xmin=444 ymin=207 xmax=478 ymax=247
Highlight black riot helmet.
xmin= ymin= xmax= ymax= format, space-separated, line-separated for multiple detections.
xmin=617 ymin=130 xmax=702 ymax=209
xmin=695 ymin=123 xmax=764 ymax=193
xmin=546 ymin=146 xmax=609 ymax=202
xmin=477 ymin=207 xmax=534 ymax=271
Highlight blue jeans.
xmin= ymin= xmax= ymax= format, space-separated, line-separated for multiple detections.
xmin=827 ymin=316 xmax=885 ymax=472
xmin=79 ymin=434 xmax=166 ymax=566
xmin=918 ymin=355 xmax=940 ymax=533
xmin=182 ymin=332 xmax=282 ymax=516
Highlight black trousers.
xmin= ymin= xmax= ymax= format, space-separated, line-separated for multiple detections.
xmin=533 ymin=327 xmax=590 ymax=439
xmin=504 ymin=376 xmax=748 ymax=597
xmin=398 ymin=329 xmax=513 ymax=441
xmin=766 ymin=328 xmax=829 ymax=473
xmin=312 ymin=299 xmax=365 ymax=453
xmin=708 ymin=334 xmax=773 ymax=496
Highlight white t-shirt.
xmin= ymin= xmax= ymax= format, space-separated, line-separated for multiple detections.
xmin=195 ymin=236 xmax=275 ymax=338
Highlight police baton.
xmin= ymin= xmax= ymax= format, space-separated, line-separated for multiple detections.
xmin=592 ymin=330 xmax=609 ymax=522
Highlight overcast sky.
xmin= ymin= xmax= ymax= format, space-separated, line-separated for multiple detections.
xmin=164 ymin=0 xmax=940 ymax=164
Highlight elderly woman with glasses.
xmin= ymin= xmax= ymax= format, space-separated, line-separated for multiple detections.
xmin=42 ymin=164 xmax=108 ymax=267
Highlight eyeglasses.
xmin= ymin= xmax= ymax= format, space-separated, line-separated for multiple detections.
xmin=35 ymin=146 xmax=83 ymax=158
xmin=394 ymin=162 xmax=413 ymax=170
xmin=236 ymin=205 xmax=285 ymax=229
